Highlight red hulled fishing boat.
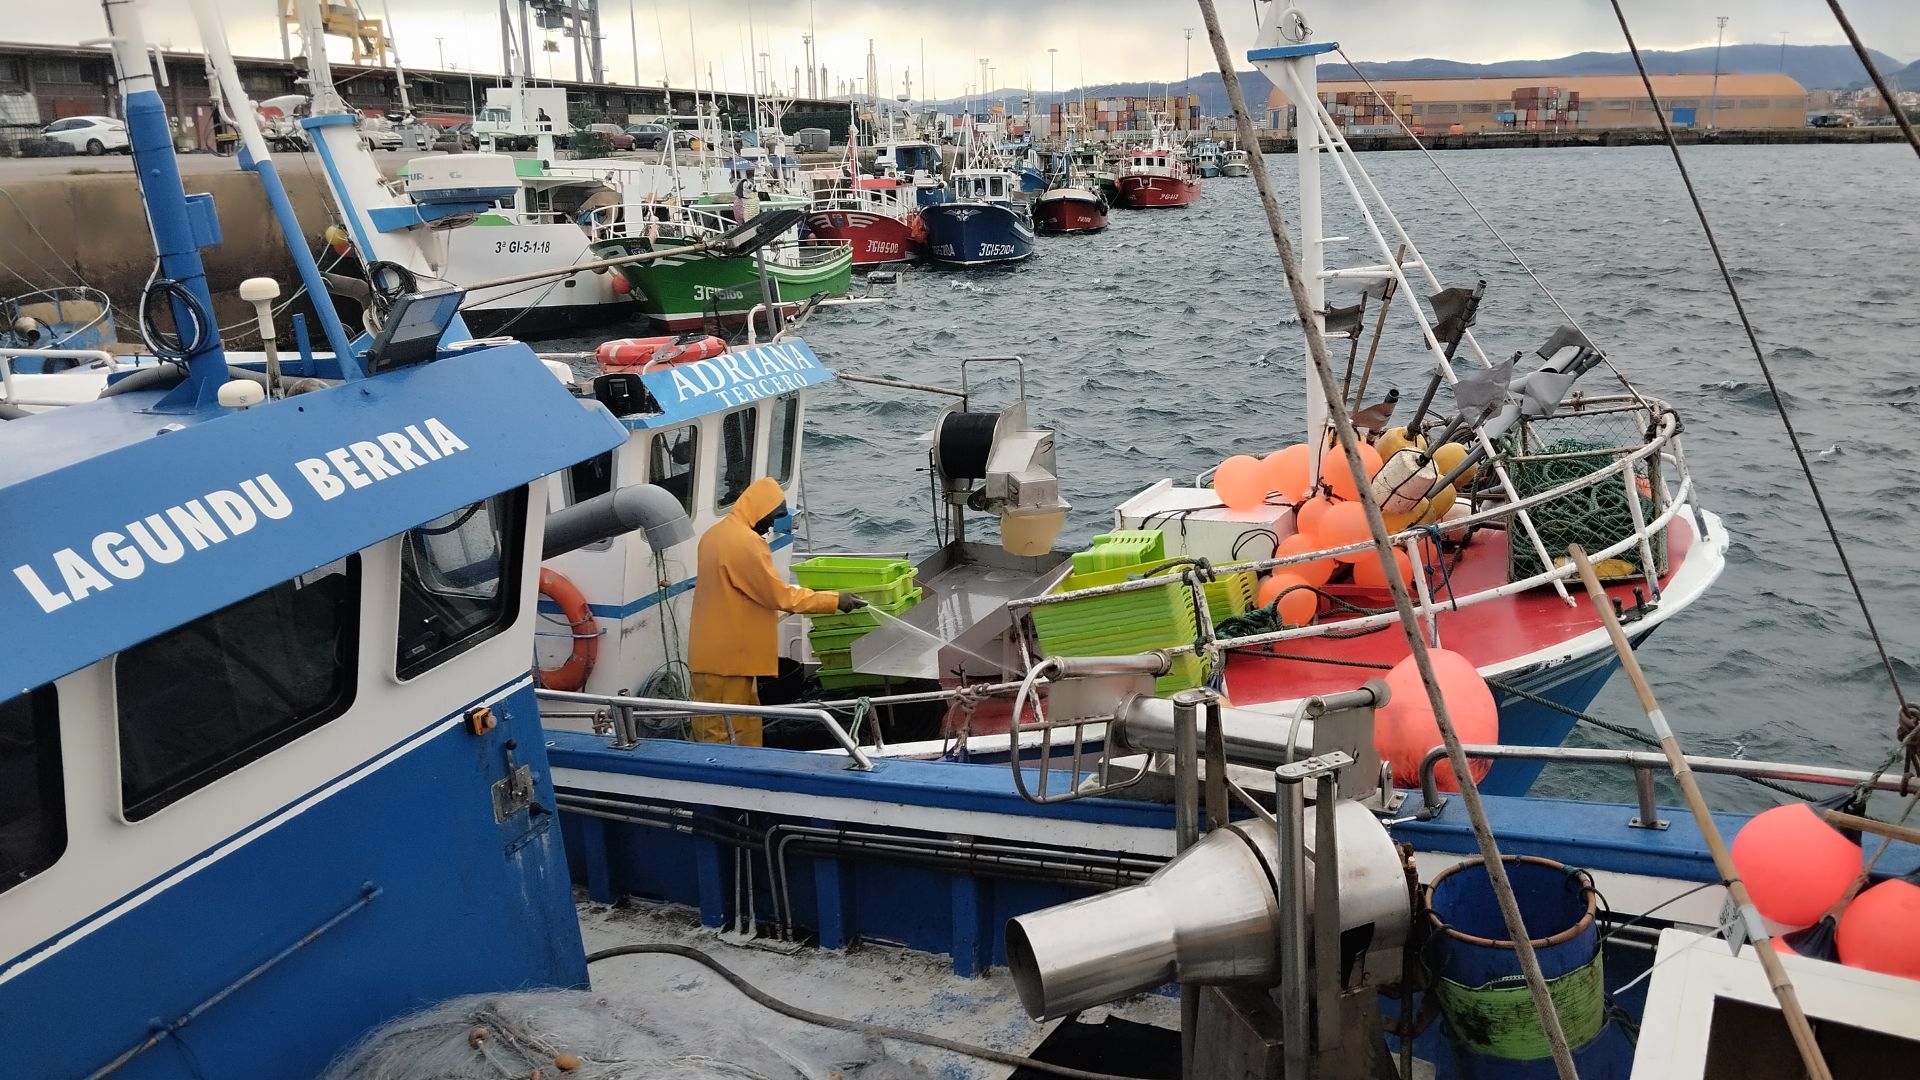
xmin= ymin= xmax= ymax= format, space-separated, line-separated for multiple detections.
xmin=1033 ymin=186 xmax=1110 ymax=234
xmin=1115 ymin=125 xmax=1201 ymax=209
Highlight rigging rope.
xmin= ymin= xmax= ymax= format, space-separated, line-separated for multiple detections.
xmin=1605 ymin=0 xmax=1910 ymax=739
xmin=1331 ymin=47 xmax=1652 ymax=412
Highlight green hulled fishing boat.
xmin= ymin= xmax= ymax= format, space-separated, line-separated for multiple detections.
xmin=590 ymin=230 xmax=852 ymax=331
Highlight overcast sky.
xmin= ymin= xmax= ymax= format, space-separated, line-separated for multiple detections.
xmin=34 ymin=1 xmax=1920 ymax=95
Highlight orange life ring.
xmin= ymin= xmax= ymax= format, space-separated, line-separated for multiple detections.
xmin=537 ymin=567 xmax=598 ymax=691
xmin=595 ymin=334 xmax=727 ymax=370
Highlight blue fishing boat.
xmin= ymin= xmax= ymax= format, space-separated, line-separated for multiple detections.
xmin=922 ymin=169 xmax=1037 ymax=267
xmin=1190 ymin=137 xmax=1225 ymax=177
xmin=0 ymin=2 xmax=642 ymax=1073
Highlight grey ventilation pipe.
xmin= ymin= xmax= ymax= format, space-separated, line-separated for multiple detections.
xmin=544 ymin=483 xmax=694 ymax=559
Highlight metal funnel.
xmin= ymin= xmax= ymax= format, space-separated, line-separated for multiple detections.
xmin=1005 ymin=803 xmax=1408 ymax=1020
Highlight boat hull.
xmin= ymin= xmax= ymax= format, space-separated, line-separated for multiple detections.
xmin=1116 ymin=173 xmax=1201 ymax=208
xmin=1033 ymin=192 xmax=1109 ymax=235
xmin=1221 ymin=163 xmax=1251 ymax=178
xmin=591 ymin=239 xmax=854 ymax=331
xmin=803 ymin=208 xmax=923 ymax=264
xmin=921 ymin=203 xmax=1036 ymax=267
xmin=1196 ymin=163 xmax=1222 ymax=178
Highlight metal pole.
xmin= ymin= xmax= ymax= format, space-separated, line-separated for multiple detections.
xmin=1709 ymin=16 xmax=1728 ymax=130
xmin=1567 ymin=544 xmax=1832 ymax=1080
xmin=1276 ymin=768 xmax=1311 ymax=1078
xmin=1170 ymin=689 xmax=1202 ymax=1077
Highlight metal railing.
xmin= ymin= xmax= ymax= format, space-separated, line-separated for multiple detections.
xmin=536 ymin=688 xmax=875 ymax=771
xmin=0 ymin=347 xmax=117 ymax=407
xmin=1415 ymin=743 xmax=1904 ymax=825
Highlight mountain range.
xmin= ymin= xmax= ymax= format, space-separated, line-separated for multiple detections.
xmin=931 ymin=43 xmax=1909 ymax=116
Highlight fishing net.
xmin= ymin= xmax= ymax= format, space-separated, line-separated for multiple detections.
xmin=1504 ymin=406 xmax=1668 ymax=583
xmin=322 ymin=989 xmax=930 ymax=1080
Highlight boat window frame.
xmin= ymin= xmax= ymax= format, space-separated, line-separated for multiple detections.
xmin=714 ymin=404 xmax=761 ymax=512
xmin=766 ymin=394 xmax=801 ymax=487
xmin=395 ymin=488 xmax=528 ymax=681
xmin=565 ymin=449 xmax=616 ymax=507
xmin=648 ymin=422 xmax=700 ymax=517
xmin=115 ymin=557 xmax=362 ymax=822
xmin=0 ymin=684 xmax=65 ymax=895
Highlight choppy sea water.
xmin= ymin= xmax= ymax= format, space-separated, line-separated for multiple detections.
xmin=558 ymin=143 xmax=1920 ymax=808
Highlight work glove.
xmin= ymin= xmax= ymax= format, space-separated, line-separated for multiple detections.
xmin=836 ymin=593 xmax=870 ymax=613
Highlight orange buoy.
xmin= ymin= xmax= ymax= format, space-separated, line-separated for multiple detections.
xmin=1213 ymin=454 xmax=1269 ymax=511
xmin=1374 ymin=649 xmax=1497 ymax=790
xmin=1257 ymin=572 xmax=1317 ymax=626
xmin=595 ymin=334 xmax=727 ymax=370
xmin=1731 ymin=803 xmax=1860 ymax=928
xmin=1262 ymin=443 xmax=1312 ymax=502
xmin=1296 ymin=495 xmax=1339 ymax=535
xmin=1273 ymin=532 xmax=1336 ymax=587
xmin=1836 ymin=877 xmax=1920 ymax=978
xmin=536 ymin=568 xmax=598 ymax=692
xmin=1352 ymin=547 xmax=1414 ymax=589
xmin=1318 ymin=501 xmax=1374 ymax=562
xmin=1324 ymin=441 xmax=1382 ymax=502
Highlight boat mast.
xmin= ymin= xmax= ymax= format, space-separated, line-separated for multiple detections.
xmin=1270 ymin=14 xmax=1330 ymax=487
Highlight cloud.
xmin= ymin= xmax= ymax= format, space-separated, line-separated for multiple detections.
xmin=29 ymin=0 xmax=1920 ymax=94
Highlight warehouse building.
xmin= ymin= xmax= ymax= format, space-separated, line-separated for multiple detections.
xmin=1266 ymin=73 xmax=1808 ymax=134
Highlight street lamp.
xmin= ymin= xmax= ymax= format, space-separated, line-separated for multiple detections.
xmin=1048 ymin=47 xmax=1057 ymax=138
xmin=435 ymin=36 xmax=445 ymax=70
xmin=1184 ymin=28 xmax=1193 ymax=131
xmin=1709 ymin=16 xmax=1729 ymax=130
xmin=1778 ymin=32 xmax=1789 ymax=72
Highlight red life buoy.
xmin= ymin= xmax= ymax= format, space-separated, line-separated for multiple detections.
xmin=537 ymin=567 xmax=598 ymax=691
xmin=595 ymin=334 xmax=727 ymax=370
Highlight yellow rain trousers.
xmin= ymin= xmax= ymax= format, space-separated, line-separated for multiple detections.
xmin=687 ymin=477 xmax=839 ymax=745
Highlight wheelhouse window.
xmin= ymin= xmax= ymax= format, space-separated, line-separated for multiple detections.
xmin=716 ymin=405 xmax=759 ymax=510
xmin=567 ymin=450 xmax=615 ymax=505
xmin=118 ymin=559 xmax=360 ymax=821
xmin=649 ymin=424 xmax=699 ymax=515
xmin=397 ymin=489 xmax=525 ymax=679
xmin=767 ymin=395 xmax=800 ymax=486
xmin=0 ymin=686 xmax=64 ymax=894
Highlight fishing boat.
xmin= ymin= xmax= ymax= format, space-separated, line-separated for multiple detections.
xmin=1190 ymin=137 xmax=1225 ymax=177
xmin=1221 ymin=137 xmax=1252 ymax=177
xmin=871 ymin=135 xmax=948 ymax=206
xmin=1033 ymin=184 xmax=1110 ymax=234
xmin=803 ymin=124 xmax=926 ymax=265
xmin=921 ymin=169 xmax=1038 ymax=267
xmin=1068 ymin=142 xmax=1122 ymax=203
xmin=0 ymin=4 xmax=641 ymax=1074
xmin=586 ymin=205 xmax=854 ymax=331
xmin=1115 ymin=122 xmax=1203 ymax=208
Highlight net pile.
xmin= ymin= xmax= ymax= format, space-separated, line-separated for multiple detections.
xmin=323 ymin=989 xmax=932 ymax=1080
xmin=1506 ymin=427 xmax=1666 ymax=582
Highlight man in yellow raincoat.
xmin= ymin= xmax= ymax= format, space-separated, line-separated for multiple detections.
xmin=687 ymin=477 xmax=864 ymax=744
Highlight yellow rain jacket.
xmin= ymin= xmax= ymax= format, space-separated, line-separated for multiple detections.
xmin=688 ymin=477 xmax=840 ymax=677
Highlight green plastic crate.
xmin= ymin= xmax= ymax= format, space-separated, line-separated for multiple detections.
xmin=791 ymin=556 xmax=913 ymax=590
xmin=1030 ymin=560 xmax=1200 ymax=664
xmin=836 ymin=575 xmax=918 ymax=607
xmin=805 ymin=587 xmax=924 ymax=631
xmin=1070 ymin=530 xmax=1167 ymax=574
xmin=808 ymin=624 xmax=877 ymax=654
xmin=816 ymin=668 xmax=901 ymax=690
xmin=1202 ymin=571 xmax=1258 ymax=620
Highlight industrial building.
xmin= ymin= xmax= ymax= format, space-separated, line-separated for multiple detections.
xmin=1266 ymin=73 xmax=1808 ymax=134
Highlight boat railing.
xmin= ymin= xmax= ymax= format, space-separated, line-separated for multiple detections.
xmin=1414 ymin=743 xmax=1907 ymax=826
xmin=0 ymin=346 xmax=116 ymax=406
xmin=1007 ymin=396 xmax=1692 ymax=665
xmin=536 ymin=688 xmax=875 ymax=770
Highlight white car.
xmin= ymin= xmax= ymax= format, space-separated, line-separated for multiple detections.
xmin=41 ymin=115 xmax=130 ymax=155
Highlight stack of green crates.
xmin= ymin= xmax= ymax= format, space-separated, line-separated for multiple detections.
xmin=1032 ymin=531 xmax=1259 ymax=695
xmin=791 ymin=557 xmax=923 ymax=689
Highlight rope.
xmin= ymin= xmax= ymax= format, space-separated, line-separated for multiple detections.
xmin=1606 ymin=0 xmax=1910 ymax=741
xmin=585 ymin=943 xmax=1156 ymax=1080
xmin=1330 ymin=47 xmax=1650 ymax=412
xmin=1198 ymin=5 xmax=1579 ymax=1072
xmin=1823 ymin=0 xmax=1920 ymax=161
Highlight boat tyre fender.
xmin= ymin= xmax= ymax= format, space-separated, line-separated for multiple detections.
xmin=537 ymin=567 xmax=598 ymax=691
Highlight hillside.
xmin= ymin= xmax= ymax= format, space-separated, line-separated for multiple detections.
xmin=935 ymin=43 xmax=1904 ymax=118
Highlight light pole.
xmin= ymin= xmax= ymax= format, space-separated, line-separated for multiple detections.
xmin=626 ymin=0 xmax=639 ymax=86
xmin=1184 ymin=27 xmax=1193 ymax=131
xmin=435 ymin=36 xmax=445 ymax=70
xmin=1709 ymin=16 xmax=1729 ymax=130
xmin=1048 ymin=47 xmax=1057 ymax=137
xmin=1778 ymin=32 xmax=1789 ymax=72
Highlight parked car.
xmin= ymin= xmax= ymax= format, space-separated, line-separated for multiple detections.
xmin=625 ymin=123 xmax=669 ymax=150
xmin=359 ymin=123 xmax=402 ymax=151
xmin=583 ymin=123 xmax=636 ymax=151
xmin=432 ymin=123 xmax=479 ymax=152
xmin=41 ymin=116 xmax=129 ymax=155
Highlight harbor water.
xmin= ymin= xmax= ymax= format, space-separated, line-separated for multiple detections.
xmin=560 ymin=142 xmax=1920 ymax=808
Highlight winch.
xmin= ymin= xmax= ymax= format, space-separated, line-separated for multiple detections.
xmin=926 ymin=357 xmax=1070 ymax=556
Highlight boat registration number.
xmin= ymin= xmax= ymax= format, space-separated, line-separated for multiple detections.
xmin=931 ymin=244 xmax=956 ymax=256
xmin=495 ymin=240 xmax=555 ymax=254
xmin=978 ymin=243 xmax=1016 ymax=256
xmin=866 ymin=241 xmax=901 ymax=254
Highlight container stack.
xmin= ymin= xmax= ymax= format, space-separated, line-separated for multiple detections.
xmin=1088 ymin=95 xmax=1199 ymax=138
xmin=1509 ymin=86 xmax=1581 ymax=130
xmin=791 ymin=557 xmax=924 ymax=690
xmin=1030 ymin=531 xmax=1257 ymax=694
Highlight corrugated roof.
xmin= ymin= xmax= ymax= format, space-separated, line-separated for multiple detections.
xmin=1269 ymin=72 xmax=1806 ymax=107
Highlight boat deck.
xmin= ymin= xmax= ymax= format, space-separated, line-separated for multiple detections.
xmin=1226 ymin=516 xmax=1700 ymax=703
xmin=578 ymin=899 xmax=1181 ymax=1078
